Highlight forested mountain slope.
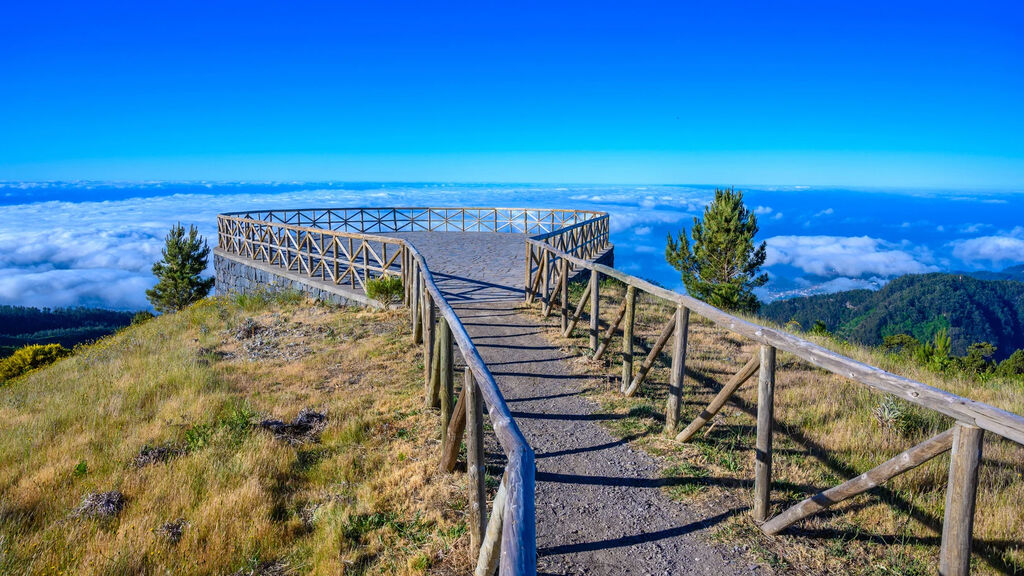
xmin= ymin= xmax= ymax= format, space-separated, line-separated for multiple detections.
xmin=760 ymin=273 xmax=1024 ymax=359
xmin=0 ymin=305 xmax=136 ymax=356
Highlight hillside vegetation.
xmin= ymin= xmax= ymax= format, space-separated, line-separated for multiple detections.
xmin=540 ymin=277 xmax=1024 ymax=575
xmin=0 ymin=294 xmax=469 ymax=575
xmin=760 ymin=273 xmax=1024 ymax=360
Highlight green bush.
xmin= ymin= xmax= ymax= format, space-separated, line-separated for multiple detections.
xmin=131 ymin=310 xmax=156 ymax=325
xmin=0 ymin=343 xmax=71 ymax=384
xmin=997 ymin=349 xmax=1024 ymax=377
xmin=365 ymin=275 xmax=403 ymax=307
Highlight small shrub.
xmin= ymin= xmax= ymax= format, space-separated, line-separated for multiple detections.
xmin=874 ymin=395 xmax=930 ymax=437
xmin=218 ymin=401 xmax=257 ymax=445
xmin=365 ymin=275 xmax=403 ymax=307
xmin=882 ymin=333 xmax=919 ymax=355
xmin=0 ymin=343 xmax=70 ymax=384
xmin=131 ymin=310 xmax=156 ymax=325
xmin=997 ymin=349 xmax=1024 ymax=377
xmin=183 ymin=423 xmax=213 ymax=452
xmin=914 ymin=328 xmax=953 ymax=372
xmin=809 ymin=320 xmax=830 ymax=337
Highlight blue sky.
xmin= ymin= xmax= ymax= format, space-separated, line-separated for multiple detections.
xmin=2 ymin=1 xmax=1023 ymax=186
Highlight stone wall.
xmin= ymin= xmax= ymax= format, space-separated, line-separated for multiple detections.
xmin=214 ymin=249 xmax=379 ymax=308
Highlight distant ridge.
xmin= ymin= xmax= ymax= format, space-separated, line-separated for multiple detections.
xmin=759 ymin=273 xmax=1024 ymax=360
xmin=966 ymin=263 xmax=1024 ymax=282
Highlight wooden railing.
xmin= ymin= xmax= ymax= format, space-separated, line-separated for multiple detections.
xmin=222 ymin=207 xmax=606 ymax=235
xmin=525 ymin=238 xmax=1024 ymax=576
xmin=216 ymin=207 xmax=611 ymax=576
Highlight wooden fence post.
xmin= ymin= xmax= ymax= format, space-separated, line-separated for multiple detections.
xmin=466 ymin=367 xmax=487 ymax=561
xmin=754 ymin=345 xmax=776 ymax=522
xmin=541 ymin=251 xmax=550 ymax=312
xmin=939 ymin=423 xmax=984 ymax=576
xmin=589 ymin=269 xmax=600 ymax=351
xmin=560 ymin=258 xmax=569 ymax=333
xmin=620 ymin=285 xmax=636 ymax=393
xmin=524 ymin=244 xmax=532 ymax=303
xmin=423 ymin=291 xmax=436 ymax=403
xmin=411 ymin=265 xmax=421 ymax=343
xmin=474 ymin=474 xmax=508 ymax=576
xmin=665 ymin=305 xmax=689 ymax=433
xmin=439 ymin=317 xmax=454 ymax=441
xmin=404 ymin=248 xmax=410 ymax=304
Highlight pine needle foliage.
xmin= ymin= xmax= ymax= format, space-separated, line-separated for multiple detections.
xmin=146 ymin=223 xmax=215 ymax=313
xmin=665 ymin=188 xmax=767 ymax=313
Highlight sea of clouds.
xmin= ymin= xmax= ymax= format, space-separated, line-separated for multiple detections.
xmin=1 ymin=183 xmax=1022 ymax=310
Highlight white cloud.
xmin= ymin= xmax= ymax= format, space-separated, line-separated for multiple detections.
xmin=633 ymin=226 xmax=651 ymax=236
xmin=950 ymin=232 xmax=1024 ymax=265
xmin=959 ymin=223 xmax=991 ymax=234
xmin=760 ymin=276 xmax=889 ymax=302
xmin=814 ymin=208 xmax=834 ymax=217
xmin=0 ymin=184 xmax=715 ymax=309
xmin=753 ymin=205 xmax=774 ymax=215
xmin=764 ymin=235 xmax=939 ymax=278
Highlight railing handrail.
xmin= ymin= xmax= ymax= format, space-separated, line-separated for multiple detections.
xmin=407 ymin=243 xmax=536 ymax=573
xmin=527 ymin=237 xmax=1024 ymax=446
xmin=218 ymin=213 xmax=406 ymax=242
xmin=220 ymin=206 xmax=606 ymax=216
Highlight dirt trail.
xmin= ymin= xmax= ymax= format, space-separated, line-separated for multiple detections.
xmin=394 ymin=232 xmax=768 ymax=575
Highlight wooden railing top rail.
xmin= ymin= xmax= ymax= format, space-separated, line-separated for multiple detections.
xmin=407 ymin=244 xmax=536 ymax=573
xmin=529 ymin=213 xmax=611 ymax=241
xmin=527 ymin=237 xmax=1024 ymax=446
xmin=220 ymin=207 xmax=606 ymax=233
xmin=218 ymin=213 xmax=408 ymax=242
xmin=221 ymin=206 xmax=605 ymax=217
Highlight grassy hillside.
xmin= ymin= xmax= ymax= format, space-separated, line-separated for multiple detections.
xmin=760 ymin=273 xmax=1024 ymax=360
xmin=538 ymin=278 xmax=1024 ymax=575
xmin=0 ymin=294 xmax=470 ymax=575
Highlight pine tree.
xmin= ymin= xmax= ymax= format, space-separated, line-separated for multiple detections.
xmin=146 ymin=223 xmax=215 ymax=313
xmin=665 ymin=188 xmax=768 ymax=313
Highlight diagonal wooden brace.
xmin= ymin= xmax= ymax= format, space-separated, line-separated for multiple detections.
xmin=561 ymin=280 xmax=593 ymax=337
xmin=593 ymin=296 xmax=629 ymax=361
xmin=761 ymin=427 xmax=955 ymax=535
xmin=675 ymin=355 xmax=761 ymax=442
xmin=623 ymin=316 xmax=676 ymax=397
xmin=439 ymin=385 xmax=468 ymax=472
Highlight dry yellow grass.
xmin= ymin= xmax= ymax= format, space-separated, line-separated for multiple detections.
xmin=0 ymin=293 xmax=470 ymax=576
xmin=532 ymin=279 xmax=1024 ymax=575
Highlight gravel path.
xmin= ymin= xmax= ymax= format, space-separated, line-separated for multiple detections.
xmin=393 ymin=232 xmax=768 ymax=575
